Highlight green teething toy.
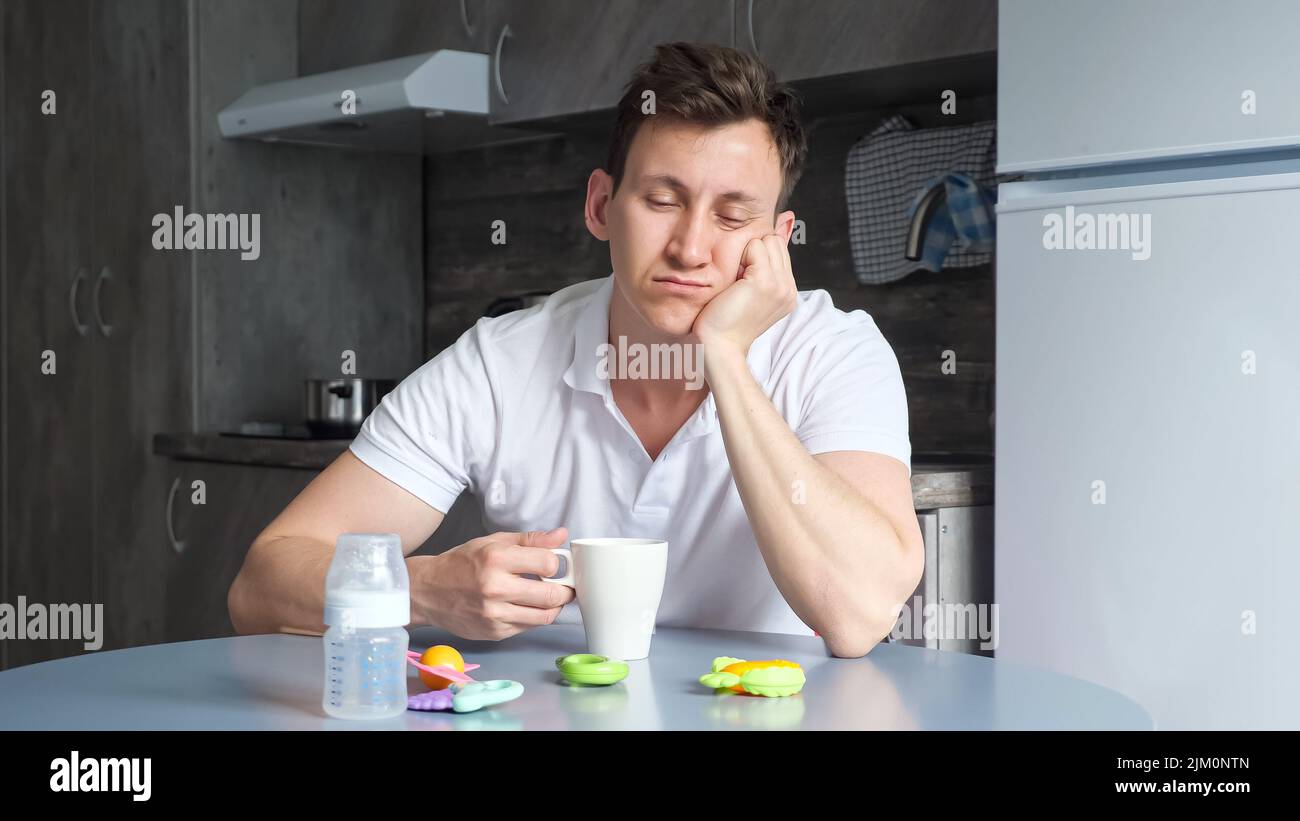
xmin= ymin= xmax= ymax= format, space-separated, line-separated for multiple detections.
xmin=699 ymin=656 xmax=806 ymax=697
xmin=556 ymin=653 xmax=629 ymax=685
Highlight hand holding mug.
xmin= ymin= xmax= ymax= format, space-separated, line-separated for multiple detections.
xmin=419 ymin=527 xmax=575 ymax=641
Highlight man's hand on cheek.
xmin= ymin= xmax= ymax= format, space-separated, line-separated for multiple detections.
xmin=692 ymin=233 xmax=797 ymax=358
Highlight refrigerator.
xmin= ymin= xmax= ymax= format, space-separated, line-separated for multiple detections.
xmin=994 ymin=0 xmax=1300 ymax=729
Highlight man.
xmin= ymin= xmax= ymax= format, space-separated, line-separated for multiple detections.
xmin=229 ymin=42 xmax=922 ymax=658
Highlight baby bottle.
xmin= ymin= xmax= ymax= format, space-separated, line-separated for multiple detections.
xmin=322 ymin=533 xmax=410 ymax=719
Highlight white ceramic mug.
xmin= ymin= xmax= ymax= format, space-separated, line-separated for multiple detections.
xmin=542 ymin=538 xmax=668 ymax=660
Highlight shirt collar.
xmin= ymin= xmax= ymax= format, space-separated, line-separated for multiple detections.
xmin=563 ymin=275 xmax=616 ymax=396
xmin=563 ymin=273 xmax=778 ymax=398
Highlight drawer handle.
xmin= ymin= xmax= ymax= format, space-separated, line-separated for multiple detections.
xmin=167 ymin=476 xmax=187 ymax=554
xmin=93 ymin=265 xmax=114 ymax=338
xmin=459 ymin=0 xmax=476 ymax=36
xmin=746 ymin=0 xmax=759 ymax=55
xmin=493 ymin=24 xmax=512 ymax=105
xmin=68 ymin=268 xmax=89 ymax=336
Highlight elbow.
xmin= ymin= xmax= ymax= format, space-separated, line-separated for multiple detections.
xmin=227 ymin=568 xmax=251 ymax=635
xmin=822 ymin=633 xmax=879 ymax=659
xmin=820 ymin=611 xmax=897 ymax=658
xmin=818 ymin=594 xmax=900 ymax=658
xmin=821 ymin=546 xmax=923 ymax=659
xmin=898 ymin=522 xmax=925 ymax=602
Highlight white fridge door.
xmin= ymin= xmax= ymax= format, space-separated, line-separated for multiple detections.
xmin=999 ymin=0 xmax=1300 ymax=173
xmin=996 ymin=163 xmax=1300 ymax=729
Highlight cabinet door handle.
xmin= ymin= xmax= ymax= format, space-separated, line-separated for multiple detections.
xmin=93 ymin=265 xmax=114 ymax=338
xmin=493 ymin=24 xmax=512 ymax=105
xmin=68 ymin=268 xmax=90 ymax=336
xmin=746 ymin=0 xmax=759 ymax=56
xmin=167 ymin=476 xmax=187 ymax=554
xmin=459 ymin=0 xmax=476 ymax=37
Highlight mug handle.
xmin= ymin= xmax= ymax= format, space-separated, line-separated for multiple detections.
xmin=541 ymin=547 xmax=574 ymax=586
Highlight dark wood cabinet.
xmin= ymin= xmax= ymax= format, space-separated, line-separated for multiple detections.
xmin=483 ymin=0 xmax=734 ymax=125
xmin=1 ymin=0 xmax=191 ymax=666
xmin=90 ymin=0 xmax=192 ymax=654
xmin=294 ymin=0 xmax=995 ymax=128
xmin=298 ymin=0 xmax=492 ymax=75
xmin=1 ymin=0 xmax=97 ymax=669
xmin=738 ymin=0 xmax=996 ymax=82
xmin=479 ymin=0 xmax=994 ymax=125
xmin=165 ymin=462 xmax=315 ymax=642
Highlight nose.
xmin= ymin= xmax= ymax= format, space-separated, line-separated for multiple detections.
xmin=664 ymin=207 xmax=713 ymax=269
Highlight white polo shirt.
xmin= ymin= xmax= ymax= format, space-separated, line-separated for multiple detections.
xmin=349 ymin=274 xmax=911 ymax=637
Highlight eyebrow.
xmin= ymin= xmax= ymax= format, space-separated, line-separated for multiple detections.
xmin=640 ymin=173 xmax=762 ymax=206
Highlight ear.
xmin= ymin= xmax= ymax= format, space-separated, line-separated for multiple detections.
xmin=585 ymin=169 xmax=615 ymax=241
xmin=776 ymin=210 xmax=796 ymax=244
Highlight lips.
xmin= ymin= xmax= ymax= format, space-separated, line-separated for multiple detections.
xmin=653 ymin=276 xmax=709 ymax=289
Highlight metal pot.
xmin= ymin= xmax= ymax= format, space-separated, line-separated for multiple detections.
xmin=303 ymin=378 xmax=396 ymax=438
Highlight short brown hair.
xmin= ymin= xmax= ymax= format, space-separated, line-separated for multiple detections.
xmin=605 ymin=42 xmax=808 ymax=214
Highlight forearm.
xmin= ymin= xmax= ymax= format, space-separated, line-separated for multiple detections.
xmin=705 ymin=345 xmax=916 ymax=656
xmin=228 ymin=536 xmax=436 ymax=635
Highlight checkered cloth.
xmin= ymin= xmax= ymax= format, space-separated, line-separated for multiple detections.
xmin=845 ymin=115 xmax=998 ymax=284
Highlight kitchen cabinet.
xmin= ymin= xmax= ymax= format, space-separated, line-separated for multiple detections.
xmin=483 ymin=0 xmax=734 ymax=125
xmin=1 ymin=0 xmax=190 ymax=667
xmin=2 ymin=0 xmax=97 ymax=669
xmin=738 ymin=0 xmax=996 ymax=83
xmin=165 ymin=462 xmax=315 ymax=642
xmin=90 ymin=0 xmax=192 ymax=656
xmin=291 ymin=0 xmax=996 ymax=132
xmin=298 ymin=0 xmax=492 ymax=75
xmin=157 ymin=453 xmax=480 ymax=641
xmin=148 ymin=435 xmax=491 ymax=638
xmin=895 ymin=505 xmax=994 ymax=656
xmin=999 ymin=0 xmax=1300 ymax=173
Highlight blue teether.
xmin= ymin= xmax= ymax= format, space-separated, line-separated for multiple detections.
xmin=450 ymin=679 xmax=524 ymax=713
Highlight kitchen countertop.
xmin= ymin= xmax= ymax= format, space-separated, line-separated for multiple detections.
xmin=154 ymin=433 xmax=992 ymax=507
xmin=153 ymin=432 xmax=351 ymax=471
xmin=0 ymin=624 xmax=1148 ymax=730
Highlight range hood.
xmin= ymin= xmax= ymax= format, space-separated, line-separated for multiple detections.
xmin=217 ymin=50 xmax=545 ymax=153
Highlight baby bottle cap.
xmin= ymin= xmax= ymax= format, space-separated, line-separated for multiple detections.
xmin=324 ymin=533 xmax=411 ymax=628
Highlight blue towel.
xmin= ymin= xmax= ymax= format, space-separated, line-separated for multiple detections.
xmin=906 ymin=173 xmax=996 ymax=272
